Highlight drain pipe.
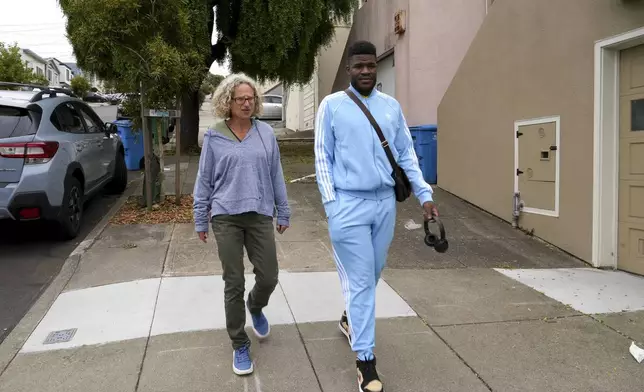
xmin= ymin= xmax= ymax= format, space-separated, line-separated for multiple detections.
xmin=512 ymin=192 xmax=524 ymax=228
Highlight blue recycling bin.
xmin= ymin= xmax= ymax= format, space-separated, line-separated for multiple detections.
xmin=409 ymin=124 xmax=437 ymax=184
xmin=114 ymin=119 xmax=144 ymax=171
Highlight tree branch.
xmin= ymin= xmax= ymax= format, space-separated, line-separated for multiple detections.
xmin=120 ymin=44 xmax=150 ymax=73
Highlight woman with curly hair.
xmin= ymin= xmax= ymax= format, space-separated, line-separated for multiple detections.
xmin=193 ymin=73 xmax=290 ymax=376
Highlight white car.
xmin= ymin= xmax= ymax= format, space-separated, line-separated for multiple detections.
xmin=259 ymin=95 xmax=282 ymax=120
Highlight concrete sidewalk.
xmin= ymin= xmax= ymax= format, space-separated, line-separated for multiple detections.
xmin=1 ymin=159 xmax=643 ymax=391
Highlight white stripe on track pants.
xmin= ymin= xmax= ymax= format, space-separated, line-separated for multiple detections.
xmin=325 ymin=190 xmax=396 ymax=361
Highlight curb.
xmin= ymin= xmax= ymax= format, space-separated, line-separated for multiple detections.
xmin=0 ymin=184 xmax=135 ymax=377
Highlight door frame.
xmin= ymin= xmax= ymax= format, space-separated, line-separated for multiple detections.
xmin=593 ymin=26 xmax=644 ymax=269
xmin=514 ymin=115 xmax=561 ymax=217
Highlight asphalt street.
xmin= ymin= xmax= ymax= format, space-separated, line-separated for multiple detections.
xmin=0 ymin=176 xmax=136 ymax=344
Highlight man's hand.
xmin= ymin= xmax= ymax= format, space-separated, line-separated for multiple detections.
xmin=198 ymin=232 xmax=208 ymax=243
xmin=423 ymin=202 xmax=439 ymax=221
xmin=276 ymin=224 xmax=289 ymax=235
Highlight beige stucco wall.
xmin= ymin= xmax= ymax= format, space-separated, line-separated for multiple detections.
xmin=437 ymin=0 xmax=644 ymax=263
xmin=318 ymin=25 xmax=351 ymax=103
xmin=331 ymin=0 xmax=485 ymax=127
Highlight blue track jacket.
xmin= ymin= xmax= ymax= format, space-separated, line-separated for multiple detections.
xmin=314 ymin=84 xmax=433 ymax=206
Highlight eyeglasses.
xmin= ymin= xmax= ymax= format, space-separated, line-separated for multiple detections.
xmin=233 ymin=96 xmax=255 ymax=105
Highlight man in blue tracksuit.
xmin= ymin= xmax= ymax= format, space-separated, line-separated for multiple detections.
xmin=314 ymin=40 xmax=438 ymax=392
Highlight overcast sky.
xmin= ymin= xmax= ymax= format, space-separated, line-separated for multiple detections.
xmin=0 ymin=0 xmax=229 ymax=75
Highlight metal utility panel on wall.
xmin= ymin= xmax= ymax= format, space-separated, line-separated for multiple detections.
xmin=515 ymin=117 xmax=560 ymax=217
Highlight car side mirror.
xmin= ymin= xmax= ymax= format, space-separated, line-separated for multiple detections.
xmin=105 ymin=122 xmax=118 ymax=134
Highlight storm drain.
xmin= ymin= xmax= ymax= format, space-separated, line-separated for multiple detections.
xmin=43 ymin=328 xmax=77 ymax=345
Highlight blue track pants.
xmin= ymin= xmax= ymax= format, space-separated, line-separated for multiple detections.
xmin=326 ymin=189 xmax=396 ymax=361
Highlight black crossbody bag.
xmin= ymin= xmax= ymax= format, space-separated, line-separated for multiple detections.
xmin=344 ymin=89 xmax=411 ymax=202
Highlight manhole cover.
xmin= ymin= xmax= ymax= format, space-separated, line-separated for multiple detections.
xmin=43 ymin=328 xmax=77 ymax=345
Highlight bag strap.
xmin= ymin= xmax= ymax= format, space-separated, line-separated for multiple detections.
xmin=344 ymin=88 xmax=400 ymax=171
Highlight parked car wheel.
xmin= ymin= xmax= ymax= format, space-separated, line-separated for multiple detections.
xmin=105 ymin=152 xmax=128 ymax=194
xmin=58 ymin=177 xmax=84 ymax=240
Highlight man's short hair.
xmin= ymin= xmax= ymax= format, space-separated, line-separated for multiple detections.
xmin=348 ymin=40 xmax=377 ymax=59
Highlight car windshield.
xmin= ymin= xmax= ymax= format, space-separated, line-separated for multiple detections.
xmin=0 ymin=106 xmax=34 ymax=139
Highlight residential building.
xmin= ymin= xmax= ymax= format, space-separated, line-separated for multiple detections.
xmin=18 ymin=49 xmax=75 ymax=87
xmin=282 ymin=19 xmax=352 ymax=132
xmin=259 ymin=80 xmax=282 ymax=96
xmin=329 ymin=0 xmax=486 ymax=127
xmin=437 ymin=0 xmax=644 ymax=275
xmin=19 ymin=48 xmax=47 ymax=81
xmin=279 ymin=0 xmax=485 ymax=130
xmin=47 ymin=58 xmax=73 ymax=87
xmin=65 ymin=62 xmax=105 ymax=91
xmin=45 ymin=58 xmax=61 ymax=87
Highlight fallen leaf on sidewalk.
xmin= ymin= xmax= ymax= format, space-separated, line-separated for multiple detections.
xmin=110 ymin=195 xmax=194 ymax=225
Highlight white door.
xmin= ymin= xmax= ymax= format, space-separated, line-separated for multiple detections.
xmin=377 ymin=54 xmax=395 ymax=98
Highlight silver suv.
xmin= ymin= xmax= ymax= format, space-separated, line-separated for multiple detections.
xmin=0 ymin=83 xmax=127 ymax=240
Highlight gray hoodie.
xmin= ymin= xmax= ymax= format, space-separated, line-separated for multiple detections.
xmin=193 ymin=119 xmax=290 ymax=232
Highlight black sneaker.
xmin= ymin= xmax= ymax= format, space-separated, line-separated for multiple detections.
xmin=338 ymin=311 xmax=351 ymax=344
xmin=357 ymin=357 xmax=383 ymax=392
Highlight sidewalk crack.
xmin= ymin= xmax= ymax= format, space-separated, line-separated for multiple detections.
xmin=384 ymin=283 xmax=495 ymax=392
xmin=278 ymin=279 xmax=325 ymax=392
xmin=160 ymin=223 xmax=176 ymax=276
xmin=133 ymin=277 xmax=162 ymax=392
xmin=587 ymin=314 xmax=640 ymax=342
xmin=430 ymin=313 xmax=585 ymax=328
xmin=134 ymin=225 xmax=172 ymax=391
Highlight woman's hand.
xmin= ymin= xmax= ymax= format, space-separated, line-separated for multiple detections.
xmin=276 ymin=224 xmax=289 ymax=234
xmin=198 ymin=232 xmax=208 ymax=243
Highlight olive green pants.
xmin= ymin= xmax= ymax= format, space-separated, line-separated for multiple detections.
xmin=211 ymin=212 xmax=279 ymax=349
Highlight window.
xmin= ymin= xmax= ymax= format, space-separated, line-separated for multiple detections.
xmin=51 ymin=103 xmax=85 ymax=134
xmin=631 ymin=99 xmax=644 ymax=131
xmin=0 ymin=106 xmax=35 ymax=139
xmin=76 ymin=104 xmax=104 ymax=134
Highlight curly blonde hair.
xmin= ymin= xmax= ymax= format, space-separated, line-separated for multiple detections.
xmin=211 ymin=73 xmax=263 ymax=119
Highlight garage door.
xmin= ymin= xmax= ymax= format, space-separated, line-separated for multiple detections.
xmin=618 ymin=44 xmax=644 ymax=276
xmin=376 ymin=54 xmax=395 ymax=98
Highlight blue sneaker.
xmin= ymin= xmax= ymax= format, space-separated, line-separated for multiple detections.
xmin=232 ymin=345 xmax=253 ymax=375
xmin=247 ymin=298 xmax=270 ymax=339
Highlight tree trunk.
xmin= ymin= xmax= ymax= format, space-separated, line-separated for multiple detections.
xmin=180 ymin=89 xmax=200 ymax=153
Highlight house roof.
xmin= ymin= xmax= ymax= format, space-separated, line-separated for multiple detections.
xmin=264 ymin=83 xmax=283 ymax=95
xmin=21 ymin=48 xmax=47 ymax=64
xmin=46 ymin=57 xmax=73 ymax=70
